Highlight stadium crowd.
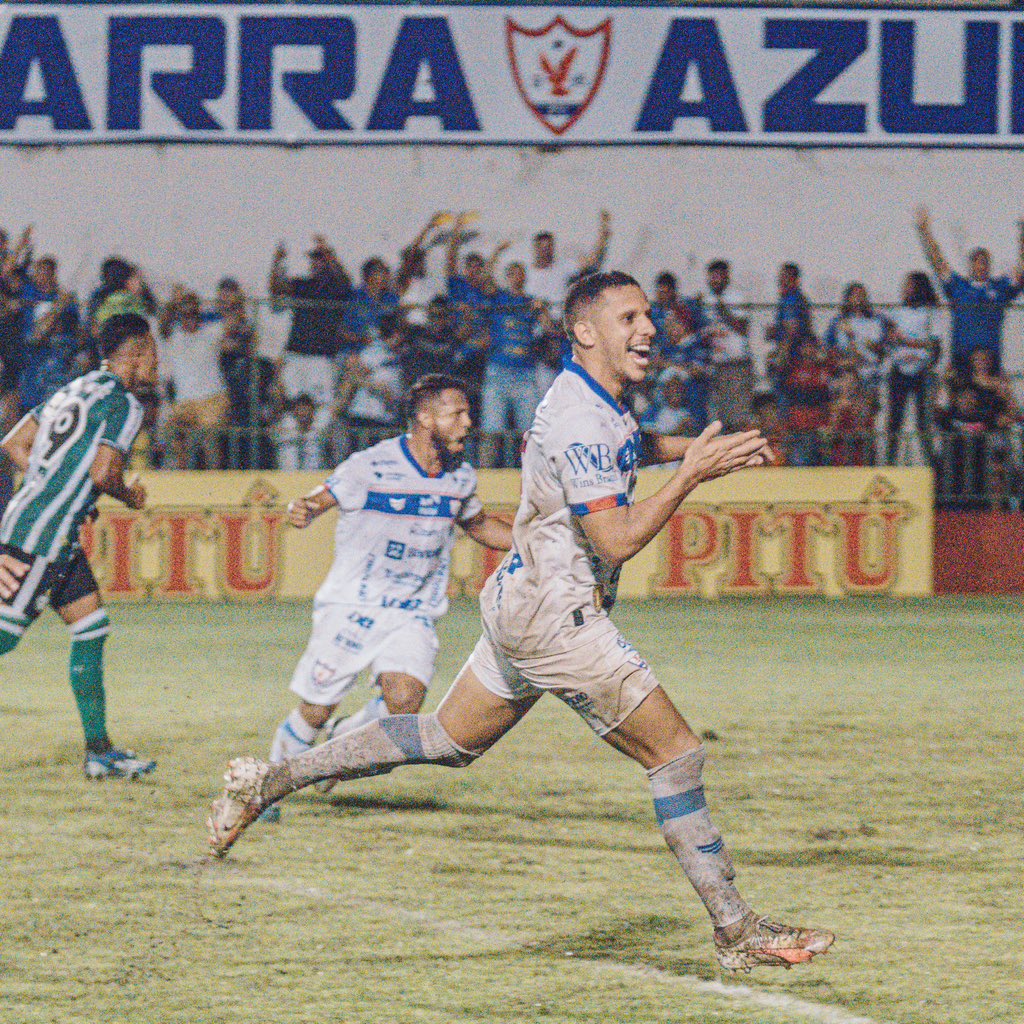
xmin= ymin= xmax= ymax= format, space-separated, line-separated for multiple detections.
xmin=1 ymin=208 xmax=1023 ymax=505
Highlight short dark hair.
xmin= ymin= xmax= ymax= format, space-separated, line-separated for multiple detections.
xmin=217 ymin=276 xmax=241 ymax=292
xmin=563 ymin=270 xmax=642 ymax=337
xmin=406 ymin=373 xmax=468 ymax=421
xmin=362 ymin=256 xmax=388 ymax=279
xmin=707 ymin=259 xmax=729 ymax=274
xmin=534 ymin=231 xmax=554 ymax=244
xmin=781 ymin=262 xmax=801 ymax=279
xmin=655 ymin=271 xmax=677 ymax=290
xmin=99 ymin=313 xmax=151 ymax=358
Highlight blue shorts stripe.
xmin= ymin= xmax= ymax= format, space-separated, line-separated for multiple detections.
xmin=653 ymin=787 xmax=707 ymax=825
xmin=697 ymin=838 xmax=725 ymax=855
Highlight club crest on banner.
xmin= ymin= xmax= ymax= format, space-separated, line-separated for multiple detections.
xmin=506 ymin=16 xmax=612 ymax=136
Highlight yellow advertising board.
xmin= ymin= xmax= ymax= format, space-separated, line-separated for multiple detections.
xmin=81 ymin=467 xmax=933 ymax=602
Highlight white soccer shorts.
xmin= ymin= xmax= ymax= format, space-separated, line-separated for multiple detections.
xmin=289 ymin=605 xmax=439 ymax=707
xmin=465 ymin=614 xmax=660 ymax=736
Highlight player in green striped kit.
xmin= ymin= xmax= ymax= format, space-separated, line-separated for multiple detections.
xmin=0 ymin=313 xmax=158 ymax=778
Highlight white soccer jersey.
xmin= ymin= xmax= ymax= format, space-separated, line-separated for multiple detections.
xmin=482 ymin=362 xmax=641 ymax=654
xmin=316 ymin=435 xmax=482 ymax=620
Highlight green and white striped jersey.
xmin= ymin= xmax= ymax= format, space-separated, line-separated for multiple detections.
xmin=0 ymin=369 xmax=143 ymax=561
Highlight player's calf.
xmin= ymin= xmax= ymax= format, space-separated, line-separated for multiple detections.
xmin=208 ymin=712 xmax=477 ymax=857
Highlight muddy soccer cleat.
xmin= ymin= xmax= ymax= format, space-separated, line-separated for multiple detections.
xmin=714 ymin=913 xmax=835 ymax=972
xmin=207 ymin=757 xmax=272 ymax=858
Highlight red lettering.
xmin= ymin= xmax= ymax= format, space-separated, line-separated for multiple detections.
xmin=656 ymin=508 xmax=720 ymax=594
xmin=148 ymin=512 xmax=210 ymax=599
xmin=218 ymin=511 xmax=284 ymax=598
xmin=774 ymin=508 xmax=828 ymax=594
xmin=103 ymin=512 xmax=145 ymax=599
xmin=719 ymin=507 xmax=771 ymax=594
xmin=837 ymin=508 xmax=905 ymax=593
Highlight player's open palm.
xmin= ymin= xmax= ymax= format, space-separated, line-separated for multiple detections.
xmin=680 ymin=422 xmax=768 ymax=485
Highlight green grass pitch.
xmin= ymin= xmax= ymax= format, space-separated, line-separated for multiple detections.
xmin=2 ymin=597 xmax=1022 ymax=1024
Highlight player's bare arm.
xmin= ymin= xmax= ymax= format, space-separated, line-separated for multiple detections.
xmin=461 ymin=512 xmax=513 ymax=551
xmin=89 ymin=444 xmax=146 ymax=510
xmin=286 ymin=485 xmax=339 ymax=529
xmin=581 ymin=422 xmax=767 ymax=568
xmin=1 ymin=412 xmax=38 ymax=471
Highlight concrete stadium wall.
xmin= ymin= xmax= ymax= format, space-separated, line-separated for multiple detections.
xmin=3 ymin=144 xmax=1024 ymax=367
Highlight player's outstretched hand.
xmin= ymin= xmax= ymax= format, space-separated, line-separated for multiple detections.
xmin=680 ymin=422 xmax=770 ymax=486
xmin=125 ymin=474 xmax=147 ymax=510
xmin=287 ymin=497 xmax=318 ymax=529
xmin=0 ymin=552 xmax=29 ymax=601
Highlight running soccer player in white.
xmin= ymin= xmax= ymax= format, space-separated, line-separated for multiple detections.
xmin=261 ymin=374 xmax=512 ymax=819
xmin=209 ymin=273 xmax=835 ymax=972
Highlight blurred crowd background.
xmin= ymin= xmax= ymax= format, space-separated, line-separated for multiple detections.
xmin=2 ymin=206 xmax=1023 ymax=508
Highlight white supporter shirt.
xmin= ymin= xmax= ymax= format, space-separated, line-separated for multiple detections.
xmin=346 ymin=339 xmax=404 ymax=423
xmin=889 ymin=307 xmax=934 ymax=377
xmin=703 ymin=286 xmax=750 ymax=363
xmin=317 ymin=435 xmax=482 ymax=619
xmin=526 ymin=257 xmax=578 ymax=319
xmin=162 ymin=321 xmax=225 ymax=402
xmin=481 ymin=362 xmax=641 ymax=654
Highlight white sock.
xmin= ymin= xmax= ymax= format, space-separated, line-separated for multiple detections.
xmin=330 ymin=695 xmax=387 ymax=740
xmin=270 ymin=708 xmax=319 ymax=763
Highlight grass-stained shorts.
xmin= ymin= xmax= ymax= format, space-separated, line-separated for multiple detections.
xmin=466 ymin=613 xmax=660 ymax=736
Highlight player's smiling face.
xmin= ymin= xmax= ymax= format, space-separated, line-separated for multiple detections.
xmin=586 ymin=285 xmax=656 ymax=386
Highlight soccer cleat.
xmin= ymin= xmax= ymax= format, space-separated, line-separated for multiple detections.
xmin=207 ymin=756 xmax=271 ymax=858
xmin=714 ymin=913 xmax=835 ymax=972
xmin=84 ymin=748 xmax=156 ymax=780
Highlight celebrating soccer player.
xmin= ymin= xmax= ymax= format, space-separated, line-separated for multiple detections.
xmin=209 ymin=274 xmax=834 ymax=972
xmin=259 ymin=373 xmax=512 ymax=822
xmin=0 ymin=313 xmax=157 ymax=779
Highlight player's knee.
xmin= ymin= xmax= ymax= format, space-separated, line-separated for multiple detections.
xmin=379 ymin=674 xmax=428 ymax=716
xmin=299 ymin=702 xmax=334 ymax=730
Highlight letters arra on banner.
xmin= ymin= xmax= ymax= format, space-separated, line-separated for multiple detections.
xmin=1 ymin=4 xmax=1024 ymax=146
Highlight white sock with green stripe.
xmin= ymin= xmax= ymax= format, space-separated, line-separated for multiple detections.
xmin=649 ymin=745 xmax=752 ymax=929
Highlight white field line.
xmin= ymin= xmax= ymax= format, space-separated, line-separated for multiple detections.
xmin=591 ymin=961 xmax=887 ymax=1024
xmin=213 ymin=875 xmax=888 ymax=1024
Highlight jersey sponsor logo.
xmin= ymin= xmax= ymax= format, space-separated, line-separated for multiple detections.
xmin=617 ymin=432 xmax=642 ymax=473
xmin=386 ymin=540 xmax=406 ymax=559
xmin=506 ymin=15 xmax=612 ymax=136
xmin=381 ymin=595 xmax=423 ymax=610
xmin=563 ymin=442 xmax=614 ymax=476
xmin=346 ymin=611 xmax=375 ymax=630
xmin=363 ymin=491 xmax=456 ymax=519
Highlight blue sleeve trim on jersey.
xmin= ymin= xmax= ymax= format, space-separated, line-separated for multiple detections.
xmin=363 ymin=491 xmax=456 ymax=519
xmin=569 ymin=494 xmax=628 ymax=517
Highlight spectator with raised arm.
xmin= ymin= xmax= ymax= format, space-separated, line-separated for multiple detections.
xmin=338 ymin=257 xmax=399 ymax=355
xmin=695 ymin=259 xmax=753 ymax=432
xmin=396 ymin=212 xmax=449 ymax=325
xmin=18 ymin=255 xmax=81 ymax=414
xmin=526 ymin=209 xmax=611 ymax=322
xmin=886 ymin=270 xmax=940 ymax=465
xmin=479 ymin=254 xmax=552 ymax=467
xmin=445 ymin=213 xmax=492 ymax=404
xmin=270 ymin=236 xmax=351 ymax=411
xmin=158 ymin=286 xmax=229 ymax=469
xmin=915 ymin=206 xmax=1024 ymax=373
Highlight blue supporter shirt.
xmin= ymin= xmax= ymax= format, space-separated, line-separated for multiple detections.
xmin=486 ymin=291 xmax=538 ymax=370
xmin=774 ymin=289 xmax=811 ymax=340
xmin=448 ymin=275 xmax=490 ymax=359
xmin=943 ymin=272 xmax=1021 ymax=367
xmin=342 ymin=287 xmax=399 ymax=348
xmin=18 ymin=282 xmax=80 ymax=411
